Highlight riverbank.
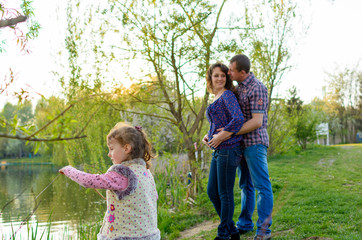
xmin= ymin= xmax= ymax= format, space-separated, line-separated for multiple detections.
xmin=0 ymin=156 xmax=53 ymax=166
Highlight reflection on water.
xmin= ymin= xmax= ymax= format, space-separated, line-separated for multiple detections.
xmin=0 ymin=162 xmax=106 ymax=239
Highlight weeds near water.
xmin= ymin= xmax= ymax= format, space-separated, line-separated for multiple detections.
xmin=154 ymin=153 xmax=190 ymax=211
xmin=77 ymin=219 xmax=102 ymax=239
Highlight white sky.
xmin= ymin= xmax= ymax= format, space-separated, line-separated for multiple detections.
xmin=1 ymin=0 xmax=361 ymax=108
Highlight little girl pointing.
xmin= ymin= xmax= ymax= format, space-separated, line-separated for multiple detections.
xmin=59 ymin=122 xmax=160 ymax=240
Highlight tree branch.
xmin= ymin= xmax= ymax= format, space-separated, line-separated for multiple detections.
xmin=0 ymin=134 xmax=87 ymax=142
xmin=0 ymin=15 xmax=27 ymax=28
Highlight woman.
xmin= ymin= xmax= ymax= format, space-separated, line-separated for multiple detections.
xmin=203 ymin=62 xmax=244 ymax=240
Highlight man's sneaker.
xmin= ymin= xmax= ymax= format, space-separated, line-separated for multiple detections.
xmin=230 ymin=232 xmax=240 ymax=240
xmin=253 ymin=233 xmax=272 ymax=240
xmin=238 ymin=228 xmax=252 ymax=235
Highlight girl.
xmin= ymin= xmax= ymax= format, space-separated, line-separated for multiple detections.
xmin=202 ymin=62 xmax=244 ymax=240
xmin=59 ymin=122 xmax=160 ymax=240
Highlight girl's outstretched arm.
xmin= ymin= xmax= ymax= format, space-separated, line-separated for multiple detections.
xmin=59 ymin=166 xmax=128 ymax=191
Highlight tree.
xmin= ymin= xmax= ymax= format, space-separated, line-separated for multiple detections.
xmin=286 ymin=86 xmax=303 ymax=115
xmin=285 ymin=88 xmax=321 ymax=150
xmin=234 ymin=0 xmax=310 ymax=154
xmin=317 ymin=65 xmax=362 ymax=143
xmin=105 ymin=0 xmax=233 ymax=195
xmin=239 ymin=0 xmax=309 ymax=113
xmin=267 ymin=99 xmax=296 ymax=155
xmin=294 ymin=105 xmax=320 ymax=150
xmin=0 ymin=101 xmax=35 ymax=157
xmin=0 ymin=1 xmax=90 ymax=145
xmin=0 ymin=0 xmax=40 ymax=53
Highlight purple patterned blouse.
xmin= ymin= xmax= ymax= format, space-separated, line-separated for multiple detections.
xmin=206 ymin=90 xmax=244 ymax=150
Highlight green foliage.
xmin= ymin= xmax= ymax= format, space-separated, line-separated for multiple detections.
xmin=268 ymin=86 xmax=325 ymax=154
xmin=285 ymin=88 xmax=322 ymax=150
xmin=294 ymin=106 xmax=321 ymax=150
xmin=286 ymin=86 xmax=303 ymax=115
xmin=0 ymin=101 xmax=35 ymax=158
xmin=267 ymin=100 xmax=296 ymax=155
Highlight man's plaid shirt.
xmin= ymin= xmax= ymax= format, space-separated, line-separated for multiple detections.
xmin=237 ymin=72 xmax=269 ymax=148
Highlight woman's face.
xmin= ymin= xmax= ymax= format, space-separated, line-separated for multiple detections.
xmin=211 ymin=67 xmax=227 ymax=93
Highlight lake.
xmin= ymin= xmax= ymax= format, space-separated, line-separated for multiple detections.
xmin=0 ymin=161 xmax=106 ymax=240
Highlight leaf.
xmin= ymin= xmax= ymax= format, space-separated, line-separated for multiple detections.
xmin=34 ymin=142 xmax=41 ymax=155
xmin=28 ymin=125 xmax=36 ymax=132
xmin=12 ymin=115 xmax=18 ymax=126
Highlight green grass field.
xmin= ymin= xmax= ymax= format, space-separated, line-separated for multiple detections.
xmin=180 ymin=144 xmax=362 ymax=240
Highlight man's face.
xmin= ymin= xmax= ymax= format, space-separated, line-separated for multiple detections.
xmin=228 ymin=61 xmax=246 ymax=82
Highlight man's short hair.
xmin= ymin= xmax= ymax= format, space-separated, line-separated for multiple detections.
xmin=230 ymin=54 xmax=250 ymax=73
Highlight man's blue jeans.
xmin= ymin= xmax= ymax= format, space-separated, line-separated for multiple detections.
xmin=236 ymin=144 xmax=273 ymax=235
xmin=207 ymin=147 xmax=241 ymax=239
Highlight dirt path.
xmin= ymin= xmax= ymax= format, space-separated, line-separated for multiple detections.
xmin=176 ymin=220 xmax=218 ymax=239
xmin=176 ymin=220 xmax=254 ymax=240
xmin=177 ymin=222 xmax=332 ymax=240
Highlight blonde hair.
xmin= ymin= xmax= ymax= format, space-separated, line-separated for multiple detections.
xmin=107 ymin=122 xmax=154 ymax=169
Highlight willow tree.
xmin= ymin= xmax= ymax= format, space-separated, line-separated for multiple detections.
xmin=105 ymin=0 xmax=232 ymax=195
xmin=0 ymin=0 xmax=84 ymax=146
xmin=0 ymin=0 xmax=40 ymax=53
xmin=235 ymin=0 xmax=309 ymax=154
xmin=240 ymin=0 xmax=308 ymax=112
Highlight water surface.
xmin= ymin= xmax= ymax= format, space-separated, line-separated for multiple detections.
xmin=0 ymin=161 xmax=106 ymax=240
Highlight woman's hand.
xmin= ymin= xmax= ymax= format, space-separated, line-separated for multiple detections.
xmin=202 ymin=134 xmax=210 ymax=147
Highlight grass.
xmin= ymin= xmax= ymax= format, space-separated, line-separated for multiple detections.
xmin=3 ymin=144 xmax=361 ymax=239
xmin=179 ymin=144 xmax=362 ymax=239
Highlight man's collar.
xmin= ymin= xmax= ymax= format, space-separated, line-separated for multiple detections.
xmin=238 ymin=72 xmax=254 ymax=86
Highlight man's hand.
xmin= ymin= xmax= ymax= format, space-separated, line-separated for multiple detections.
xmin=208 ymin=133 xmax=223 ymax=148
xmin=208 ymin=130 xmax=233 ymax=148
xmin=215 ymin=128 xmax=232 ymax=141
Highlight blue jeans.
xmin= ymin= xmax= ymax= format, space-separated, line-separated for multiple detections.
xmin=207 ymin=147 xmax=241 ymax=239
xmin=236 ymin=144 xmax=273 ymax=236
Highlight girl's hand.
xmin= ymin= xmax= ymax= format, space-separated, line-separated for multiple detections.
xmin=59 ymin=166 xmax=70 ymax=175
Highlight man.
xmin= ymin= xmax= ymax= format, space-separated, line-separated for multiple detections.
xmin=208 ymin=54 xmax=273 ymax=240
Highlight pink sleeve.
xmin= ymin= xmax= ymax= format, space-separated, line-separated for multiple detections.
xmin=60 ymin=166 xmax=128 ymax=191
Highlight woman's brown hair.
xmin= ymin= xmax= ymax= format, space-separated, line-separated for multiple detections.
xmin=206 ymin=62 xmax=236 ymax=94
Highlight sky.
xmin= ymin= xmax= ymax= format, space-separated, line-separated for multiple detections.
xmin=1 ymin=0 xmax=362 ymax=108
